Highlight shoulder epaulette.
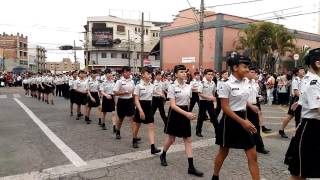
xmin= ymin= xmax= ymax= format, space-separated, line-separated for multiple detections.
xmin=310 ymin=79 xmax=318 ymax=85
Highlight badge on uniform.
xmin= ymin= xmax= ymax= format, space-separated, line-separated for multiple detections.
xmin=310 ymin=80 xmax=317 ymax=85
xmin=231 ymin=88 xmax=239 ymax=91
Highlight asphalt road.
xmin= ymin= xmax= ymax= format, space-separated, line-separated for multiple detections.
xmin=0 ymin=87 xmax=296 ymax=179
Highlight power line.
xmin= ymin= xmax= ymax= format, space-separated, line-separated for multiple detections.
xmin=206 ymin=0 xmax=263 ymax=8
xmin=185 ymin=0 xmax=200 ymax=24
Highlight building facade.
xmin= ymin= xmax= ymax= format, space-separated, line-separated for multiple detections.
xmin=46 ymin=58 xmax=80 ymax=74
xmin=0 ymin=32 xmax=28 ymax=73
xmin=161 ymin=8 xmax=320 ymax=72
xmin=84 ymin=16 xmax=163 ymax=71
xmin=28 ymin=45 xmax=47 ymax=73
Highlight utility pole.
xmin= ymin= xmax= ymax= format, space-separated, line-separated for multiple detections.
xmin=73 ymin=40 xmax=77 ymax=70
xmin=199 ymin=0 xmax=204 ymax=69
xmin=127 ymin=30 xmax=131 ymax=68
xmin=140 ymin=12 xmax=145 ymax=68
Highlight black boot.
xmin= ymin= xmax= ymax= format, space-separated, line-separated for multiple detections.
xmin=187 ymin=158 xmax=204 ymax=177
xmin=101 ymin=123 xmax=106 ymax=130
xmin=211 ymin=175 xmax=219 ymax=180
xmin=132 ymin=138 xmax=139 ymax=148
xmin=85 ymin=116 xmax=91 ymax=124
xmin=151 ymin=144 xmax=161 ymax=154
xmin=76 ymin=113 xmax=81 ymax=120
xmin=113 ymin=125 xmax=116 ymax=134
xmin=98 ymin=118 xmax=102 ymax=126
xmin=279 ymin=130 xmax=288 ymax=138
xmin=262 ymin=126 xmax=272 ymax=133
xmin=116 ymin=130 xmax=121 ymax=139
xmin=160 ymin=152 xmax=168 ymax=166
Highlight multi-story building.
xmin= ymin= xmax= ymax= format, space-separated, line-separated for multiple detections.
xmin=46 ymin=58 xmax=80 ymax=74
xmin=0 ymin=32 xmax=28 ymax=73
xmin=84 ymin=16 xmax=165 ymax=71
xmin=28 ymin=45 xmax=47 ymax=73
xmin=161 ymin=8 xmax=320 ymax=72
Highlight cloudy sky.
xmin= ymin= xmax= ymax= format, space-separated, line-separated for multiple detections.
xmin=0 ymin=0 xmax=319 ymax=64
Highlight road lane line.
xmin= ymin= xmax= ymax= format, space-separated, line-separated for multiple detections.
xmin=13 ymin=98 xmax=87 ymax=167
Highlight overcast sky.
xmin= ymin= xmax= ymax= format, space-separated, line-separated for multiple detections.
xmin=0 ymin=0 xmax=319 ymax=64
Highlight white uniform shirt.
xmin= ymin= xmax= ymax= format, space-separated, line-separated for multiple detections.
xmin=198 ymin=78 xmax=216 ymax=101
xmin=153 ymin=80 xmax=163 ymax=97
xmin=291 ymin=76 xmax=302 ymax=96
xmin=190 ymin=79 xmax=201 ymax=92
xmin=75 ymin=79 xmax=88 ymax=93
xmin=68 ymin=77 xmax=77 ymax=90
xmin=134 ymin=80 xmax=154 ymax=101
xmin=167 ymin=80 xmax=192 ymax=106
xmin=87 ymin=79 xmax=100 ymax=92
xmin=218 ymin=74 xmax=250 ymax=111
xmin=298 ymin=72 xmax=316 ymax=105
xmin=113 ymin=77 xmax=135 ymax=99
xmin=248 ymin=79 xmax=258 ymax=104
xmin=100 ymin=79 xmax=115 ymax=95
xmin=300 ymin=72 xmax=320 ymax=120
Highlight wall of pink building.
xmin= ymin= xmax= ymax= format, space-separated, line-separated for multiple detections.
xmin=295 ymin=38 xmax=320 ymax=49
xmin=162 ymin=29 xmax=215 ymax=71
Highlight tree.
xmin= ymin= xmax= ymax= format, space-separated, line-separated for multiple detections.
xmin=235 ymin=22 xmax=296 ymax=72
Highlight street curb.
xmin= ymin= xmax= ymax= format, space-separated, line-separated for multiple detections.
xmin=1 ymin=138 xmax=215 ymax=180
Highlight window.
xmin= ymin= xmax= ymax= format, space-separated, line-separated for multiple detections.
xmin=24 ymin=61 xmax=28 ymax=65
xmin=101 ymin=52 xmax=107 ymax=58
xmin=23 ymin=52 xmax=27 ymax=57
xmin=19 ymin=51 xmax=23 ymax=56
xmin=121 ymin=53 xmax=128 ymax=59
xmin=145 ymin=29 xmax=148 ymax=35
xmin=138 ymin=28 xmax=140 ymax=32
xmin=153 ymin=33 xmax=155 ymax=37
xmin=135 ymin=27 xmax=137 ymax=33
xmin=20 ymin=60 xmax=24 ymax=65
xmin=111 ymin=52 xmax=117 ymax=58
xmin=117 ymin=25 xmax=125 ymax=34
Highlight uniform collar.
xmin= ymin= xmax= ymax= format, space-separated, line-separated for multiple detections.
xmin=121 ymin=76 xmax=131 ymax=81
xmin=140 ymin=79 xmax=151 ymax=86
xmin=174 ymin=80 xmax=186 ymax=87
xmin=229 ymin=74 xmax=245 ymax=83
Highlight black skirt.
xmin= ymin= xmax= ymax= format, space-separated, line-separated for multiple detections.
xmin=216 ymin=111 xmax=255 ymax=150
xmin=101 ymin=95 xmax=115 ymax=112
xmin=75 ymin=91 xmax=87 ymax=105
xmin=289 ymin=118 xmax=320 ymax=178
xmin=30 ymin=84 xmax=37 ymax=91
xmin=117 ymin=98 xmax=135 ymax=119
xmin=87 ymin=92 xmax=100 ymax=107
xmin=23 ymin=84 xmax=29 ymax=90
xmin=70 ymin=89 xmax=76 ymax=104
xmin=134 ymin=100 xmax=154 ymax=124
xmin=165 ymin=106 xmax=191 ymax=138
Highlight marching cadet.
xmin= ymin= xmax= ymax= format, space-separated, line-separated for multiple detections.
xmin=46 ymin=73 xmax=55 ymax=105
xmin=85 ymin=70 xmax=100 ymax=124
xmin=279 ymin=67 xmax=305 ymax=138
xmin=196 ymin=68 xmax=217 ymax=137
xmin=189 ymin=71 xmax=201 ymax=112
xmin=74 ymin=70 xmax=88 ymax=120
xmin=63 ymin=73 xmax=70 ymax=99
xmin=30 ymin=74 xmax=37 ymax=98
xmin=152 ymin=70 xmax=167 ymax=131
xmin=132 ymin=67 xmax=161 ymax=154
xmin=22 ymin=76 xmax=30 ymax=96
xmin=69 ymin=71 xmax=78 ymax=117
xmin=99 ymin=69 xmax=116 ymax=131
xmin=215 ymin=70 xmax=228 ymax=117
xmin=113 ymin=66 xmax=135 ymax=140
xmin=55 ymin=74 xmax=63 ymax=97
xmin=162 ymin=73 xmax=173 ymax=101
xmin=159 ymin=65 xmax=204 ymax=177
xmin=288 ymin=48 xmax=320 ymax=180
xmin=212 ymin=55 xmax=259 ymax=180
xmin=246 ymin=66 xmax=269 ymax=154
xmin=37 ymin=73 xmax=44 ymax=101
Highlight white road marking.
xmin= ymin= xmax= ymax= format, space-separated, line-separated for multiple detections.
xmin=263 ymin=116 xmax=286 ymax=119
xmin=12 ymin=94 xmax=21 ymax=98
xmin=13 ymin=98 xmax=87 ymax=167
xmin=0 ymin=94 xmax=7 ymax=99
xmin=1 ymin=138 xmax=215 ymax=180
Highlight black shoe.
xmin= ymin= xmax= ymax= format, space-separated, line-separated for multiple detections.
xmin=151 ymin=147 xmax=161 ymax=154
xmin=262 ymin=126 xmax=272 ymax=133
xmin=196 ymin=132 xmax=204 ymax=137
xmin=113 ymin=125 xmax=116 ymax=134
xmin=116 ymin=131 xmax=121 ymax=139
xmin=188 ymin=167 xmax=204 ymax=177
xmin=279 ymin=130 xmax=288 ymax=138
xmin=257 ymin=148 xmax=270 ymax=154
xmin=79 ymin=113 xmax=83 ymax=117
xmin=101 ymin=123 xmax=106 ymax=130
xmin=160 ymin=154 xmax=168 ymax=166
xmin=132 ymin=140 xmax=139 ymax=148
xmin=212 ymin=175 xmax=219 ymax=180
xmin=98 ymin=119 xmax=102 ymax=126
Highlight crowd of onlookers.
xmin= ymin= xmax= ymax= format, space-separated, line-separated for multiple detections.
xmin=0 ymin=68 xmax=299 ymax=107
xmin=0 ymin=71 xmax=24 ymax=87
